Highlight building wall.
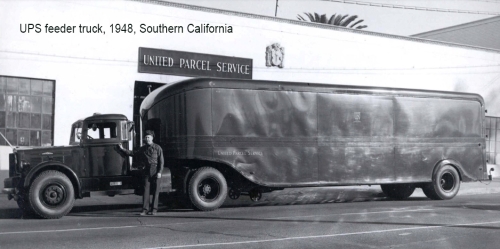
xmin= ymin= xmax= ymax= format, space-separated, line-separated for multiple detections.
xmin=412 ymin=16 xmax=500 ymax=121
xmin=1 ymin=0 xmax=500 ymax=182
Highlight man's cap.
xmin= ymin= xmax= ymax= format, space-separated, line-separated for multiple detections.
xmin=144 ymin=130 xmax=155 ymax=137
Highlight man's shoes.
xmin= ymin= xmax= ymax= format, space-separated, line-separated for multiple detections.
xmin=148 ymin=210 xmax=157 ymax=215
xmin=139 ymin=210 xmax=148 ymax=216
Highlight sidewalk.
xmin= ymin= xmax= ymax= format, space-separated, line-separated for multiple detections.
xmin=2 ymin=179 xmax=500 ymax=210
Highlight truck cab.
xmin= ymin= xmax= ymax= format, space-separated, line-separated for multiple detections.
xmin=69 ymin=114 xmax=135 ymax=176
xmin=2 ymin=113 xmax=143 ymax=219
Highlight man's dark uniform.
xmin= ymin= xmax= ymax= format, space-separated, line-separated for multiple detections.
xmin=121 ymin=134 xmax=164 ymax=214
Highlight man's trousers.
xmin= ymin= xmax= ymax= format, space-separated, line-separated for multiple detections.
xmin=143 ymin=175 xmax=161 ymax=212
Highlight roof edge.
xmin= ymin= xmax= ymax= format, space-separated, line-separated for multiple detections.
xmin=140 ymin=78 xmax=485 ymax=114
xmin=412 ymin=16 xmax=500 ymax=38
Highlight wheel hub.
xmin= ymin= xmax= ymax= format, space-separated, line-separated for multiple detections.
xmin=202 ymin=184 xmax=212 ymax=195
xmin=440 ymin=172 xmax=455 ymax=191
xmin=43 ymin=184 xmax=65 ymax=206
xmin=197 ymin=177 xmax=221 ymax=201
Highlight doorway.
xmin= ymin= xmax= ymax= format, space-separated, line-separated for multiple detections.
xmin=133 ymin=81 xmax=165 ymax=146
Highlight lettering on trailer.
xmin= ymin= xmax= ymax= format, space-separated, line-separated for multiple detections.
xmin=138 ymin=47 xmax=253 ymax=79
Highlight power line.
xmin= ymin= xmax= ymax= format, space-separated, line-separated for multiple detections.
xmin=321 ymin=0 xmax=500 ymax=15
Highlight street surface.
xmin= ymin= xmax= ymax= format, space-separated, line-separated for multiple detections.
xmin=1 ymin=181 xmax=500 ymax=249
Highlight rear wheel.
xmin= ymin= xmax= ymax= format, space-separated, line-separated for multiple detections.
xmin=188 ymin=167 xmax=227 ymax=211
xmin=380 ymin=183 xmax=416 ymax=200
xmin=422 ymin=165 xmax=460 ymax=200
xmin=28 ymin=170 xmax=75 ymax=219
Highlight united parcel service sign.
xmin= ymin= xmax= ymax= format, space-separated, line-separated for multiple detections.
xmin=138 ymin=47 xmax=253 ymax=79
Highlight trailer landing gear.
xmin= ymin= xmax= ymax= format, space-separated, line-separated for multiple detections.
xmin=228 ymin=188 xmax=262 ymax=202
xmin=249 ymin=189 xmax=262 ymax=202
xmin=228 ymin=189 xmax=241 ymax=200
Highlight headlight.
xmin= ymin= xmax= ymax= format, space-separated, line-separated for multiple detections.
xmin=19 ymin=160 xmax=30 ymax=171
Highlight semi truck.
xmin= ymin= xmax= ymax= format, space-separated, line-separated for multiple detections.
xmin=2 ymin=78 xmax=491 ymax=218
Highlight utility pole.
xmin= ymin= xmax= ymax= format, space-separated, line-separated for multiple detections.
xmin=275 ymin=0 xmax=279 ymax=17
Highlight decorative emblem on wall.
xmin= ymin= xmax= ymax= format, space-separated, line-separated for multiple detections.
xmin=265 ymin=43 xmax=285 ymax=68
xmin=354 ymin=112 xmax=361 ymax=122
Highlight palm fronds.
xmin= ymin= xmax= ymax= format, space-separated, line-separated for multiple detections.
xmin=297 ymin=12 xmax=368 ymax=30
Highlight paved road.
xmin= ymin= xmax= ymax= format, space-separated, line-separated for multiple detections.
xmin=1 ymin=182 xmax=500 ymax=249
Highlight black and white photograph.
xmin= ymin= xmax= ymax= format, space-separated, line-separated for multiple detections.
xmin=1 ymin=0 xmax=500 ymax=248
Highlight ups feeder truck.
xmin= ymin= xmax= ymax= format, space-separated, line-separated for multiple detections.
xmin=3 ymin=78 xmax=491 ymax=218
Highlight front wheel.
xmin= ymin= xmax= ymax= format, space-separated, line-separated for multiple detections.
xmin=381 ymin=183 xmax=416 ymax=200
xmin=422 ymin=165 xmax=460 ymax=200
xmin=28 ymin=170 xmax=75 ymax=219
xmin=188 ymin=167 xmax=227 ymax=211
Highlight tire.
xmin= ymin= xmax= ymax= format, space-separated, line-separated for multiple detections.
xmin=28 ymin=170 xmax=75 ymax=219
xmin=188 ymin=167 xmax=227 ymax=211
xmin=380 ymin=183 xmax=416 ymax=200
xmin=422 ymin=165 xmax=460 ymax=200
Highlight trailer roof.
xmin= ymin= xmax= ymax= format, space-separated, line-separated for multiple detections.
xmin=140 ymin=78 xmax=485 ymax=115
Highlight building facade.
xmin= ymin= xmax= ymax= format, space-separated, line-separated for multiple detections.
xmin=1 ymin=0 xmax=499 ymax=183
xmin=413 ymin=16 xmax=500 ymax=174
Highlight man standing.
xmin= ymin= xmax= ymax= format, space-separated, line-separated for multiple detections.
xmin=119 ymin=130 xmax=164 ymax=215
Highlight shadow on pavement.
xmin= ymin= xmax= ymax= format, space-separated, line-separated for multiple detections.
xmin=70 ymin=203 xmax=142 ymax=213
xmin=68 ymin=189 xmax=391 ymax=217
xmin=1 ymin=187 xmax=437 ymax=219
xmin=0 ymin=208 xmax=23 ymax=219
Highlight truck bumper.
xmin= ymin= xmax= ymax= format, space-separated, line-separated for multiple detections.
xmin=3 ymin=176 xmax=21 ymax=200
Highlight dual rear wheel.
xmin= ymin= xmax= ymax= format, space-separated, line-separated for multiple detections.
xmin=422 ymin=165 xmax=460 ymax=200
xmin=381 ymin=165 xmax=460 ymax=200
xmin=380 ymin=183 xmax=416 ymax=200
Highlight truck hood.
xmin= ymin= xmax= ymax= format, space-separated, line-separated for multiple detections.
xmin=16 ymin=145 xmax=82 ymax=168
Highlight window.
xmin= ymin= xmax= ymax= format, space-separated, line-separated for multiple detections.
xmin=86 ymin=122 xmax=117 ymax=140
xmin=121 ymin=121 xmax=128 ymax=140
xmin=0 ymin=76 xmax=55 ymax=147
xmin=73 ymin=127 xmax=82 ymax=143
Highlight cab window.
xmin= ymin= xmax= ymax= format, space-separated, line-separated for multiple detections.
xmin=69 ymin=121 xmax=83 ymax=145
xmin=86 ymin=122 xmax=117 ymax=140
xmin=73 ymin=126 xmax=82 ymax=143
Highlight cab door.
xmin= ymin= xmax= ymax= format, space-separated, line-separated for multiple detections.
xmin=83 ymin=121 xmax=129 ymax=176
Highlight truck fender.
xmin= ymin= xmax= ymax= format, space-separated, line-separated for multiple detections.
xmin=160 ymin=167 xmax=172 ymax=192
xmin=434 ymin=159 xmax=474 ymax=182
xmin=23 ymin=162 xmax=83 ymax=199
